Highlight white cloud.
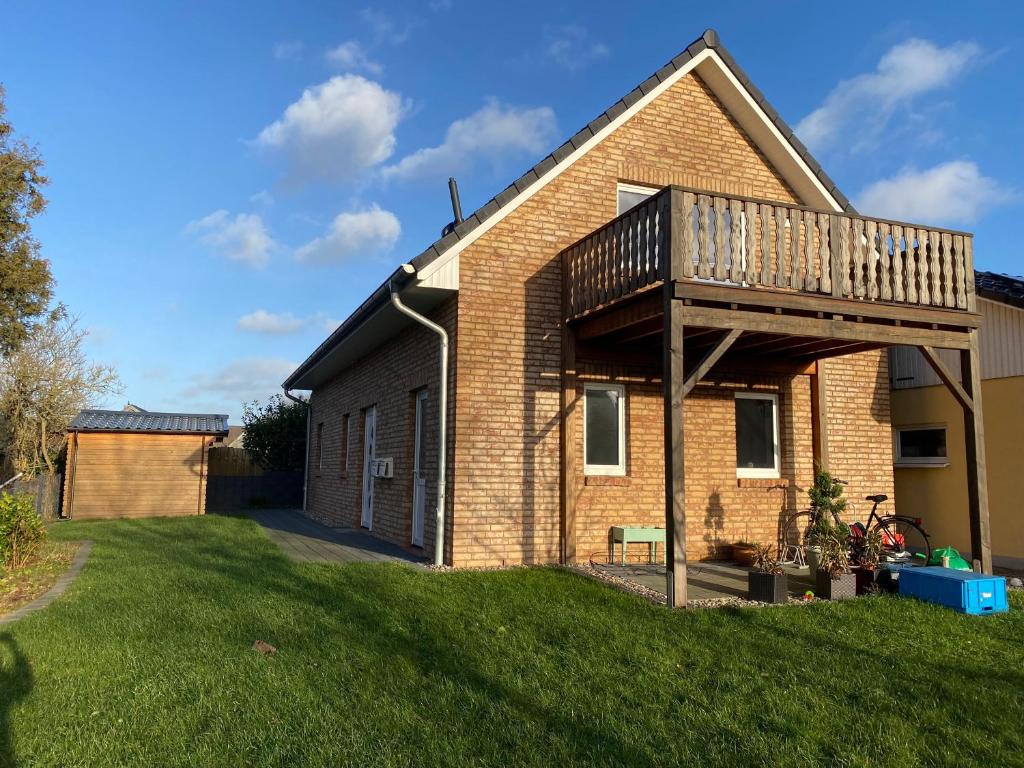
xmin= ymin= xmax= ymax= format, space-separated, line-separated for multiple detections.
xmin=273 ymin=41 xmax=304 ymax=61
xmin=429 ymin=0 xmax=452 ymax=10
xmin=236 ymin=310 xmax=343 ymax=335
xmin=326 ymin=41 xmax=383 ymax=75
xmin=183 ymin=357 xmax=297 ymax=407
xmin=295 ymin=204 xmax=401 ymax=265
xmin=544 ymin=25 xmax=609 ymax=72
xmin=254 ymin=75 xmax=404 ymax=184
xmin=237 ymin=310 xmax=307 ymax=335
xmin=383 ymin=100 xmax=557 ymax=181
xmin=186 ymin=210 xmax=276 ymax=268
xmin=796 ymin=39 xmax=982 ymax=153
xmin=360 ymin=8 xmax=413 ymax=45
xmin=249 ymin=190 xmax=274 ymax=207
xmin=856 ymin=161 xmax=1014 ymax=225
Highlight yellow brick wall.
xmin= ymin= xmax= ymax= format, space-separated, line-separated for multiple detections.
xmin=452 ymin=71 xmax=807 ymax=566
xmin=571 ymin=370 xmax=815 ymax=564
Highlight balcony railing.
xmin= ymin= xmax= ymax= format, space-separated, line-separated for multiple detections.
xmin=563 ymin=186 xmax=975 ymax=319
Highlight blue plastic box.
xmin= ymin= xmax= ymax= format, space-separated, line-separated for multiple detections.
xmin=898 ymin=566 xmax=1008 ymax=615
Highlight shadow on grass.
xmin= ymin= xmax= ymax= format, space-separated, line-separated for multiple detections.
xmin=0 ymin=633 xmax=33 ymax=768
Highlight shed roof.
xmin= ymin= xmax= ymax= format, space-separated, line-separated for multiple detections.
xmin=976 ymin=271 xmax=1024 ymax=310
xmin=70 ymin=410 xmax=229 ymax=435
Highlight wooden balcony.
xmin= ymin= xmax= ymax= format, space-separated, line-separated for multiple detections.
xmin=563 ymin=186 xmax=977 ymax=334
xmin=558 ymin=186 xmax=991 ymax=607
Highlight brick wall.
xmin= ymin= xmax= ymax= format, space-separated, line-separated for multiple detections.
xmin=452 ymin=71 xmax=803 ymax=566
xmin=824 ymin=350 xmax=896 ymax=512
xmin=305 ymin=297 xmax=456 ymax=562
xmin=571 ymin=368 xmax=815 ymax=563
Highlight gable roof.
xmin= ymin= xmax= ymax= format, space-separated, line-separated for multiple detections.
xmin=71 ymin=410 xmax=229 ymax=435
xmin=976 ymin=271 xmax=1024 ymax=310
xmin=406 ymin=28 xmax=853 ymax=276
xmin=284 ymin=28 xmax=851 ymax=391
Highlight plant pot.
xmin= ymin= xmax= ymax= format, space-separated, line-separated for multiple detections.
xmin=815 ymin=569 xmax=857 ymax=600
xmin=748 ymin=571 xmax=788 ymax=603
xmin=806 ymin=546 xmax=821 ymax=574
xmin=855 ymin=567 xmax=880 ymax=595
xmin=734 ymin=544 xmax=757 ymax=568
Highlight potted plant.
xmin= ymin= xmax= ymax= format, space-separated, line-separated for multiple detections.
xmin=814 ymin=521 xmax=856 ymax=600
xmin=747 ymin=544 xmax=788 ymax=603
xmin=806 ymin=469 xmax=848 ymax=574
xmin=852 ymin=530 xmax=883 ymax=595
xmin=733 ymin=541 xmax=758 ymax=567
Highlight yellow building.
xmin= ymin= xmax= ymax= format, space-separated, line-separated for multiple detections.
xmin=890 ymin=273 xmax=1024 ymax=569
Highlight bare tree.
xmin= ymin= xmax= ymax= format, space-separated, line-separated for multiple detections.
xmin=0 ymin=310 xmax=121 ymax=475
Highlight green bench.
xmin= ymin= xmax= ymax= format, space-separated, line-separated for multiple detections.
xmin=610 ymin=526 xmax=666 ymax=565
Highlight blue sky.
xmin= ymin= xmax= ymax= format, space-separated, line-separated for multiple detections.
xmin=2 ymin=1 xmax=1022 ymax=422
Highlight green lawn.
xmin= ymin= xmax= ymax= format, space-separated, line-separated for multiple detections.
xmin=0 ymin=515 xmax=1021 ymax=767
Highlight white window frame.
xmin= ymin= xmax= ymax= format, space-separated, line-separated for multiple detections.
xmin=583 ymin=383 xmax=626 ymax=477
xmin=616 ymin=183 xmax=659 ymax=215
xmin=735 ymin=392 xmax=781 ymax=479
xmin=893 ymin=424 xmax=949 ymax=468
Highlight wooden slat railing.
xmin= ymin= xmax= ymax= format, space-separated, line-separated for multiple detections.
xmin=563 ymin=186 xmax=975 ymax=319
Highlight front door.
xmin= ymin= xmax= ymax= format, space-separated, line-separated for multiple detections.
xmin=361 ymin=406 xmax=376 ymax=529
xmin=411 ymin=390 xmax=428 ymax=547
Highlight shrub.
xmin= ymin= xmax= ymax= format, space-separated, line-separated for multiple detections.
xmin=0 ymin=492 xmax=46 ymax=569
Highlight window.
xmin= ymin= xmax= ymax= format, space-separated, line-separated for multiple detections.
xmin=584 ymin=383 xmax=626 ymax=476
xmin=616 ymin=183 xmax=658 ymax=215
xmin=341 ymin=414 xmax=351 ymax=474
xmin=735 ymin=393 xmax=780 ymax=478
xmin=315 ymin=422 xmax=324 ymax=473
xmin=894 ymin=426 xmax=947 ymax=467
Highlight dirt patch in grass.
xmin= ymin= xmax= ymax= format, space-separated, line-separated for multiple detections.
xmin=0 ymin=541 xmax=79 ymax=617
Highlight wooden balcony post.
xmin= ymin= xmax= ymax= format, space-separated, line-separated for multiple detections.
xmin=810 ymin=360 xmax=829 ymax=471
xmin=664 ymin=187 xmax=687 ymax=607
xmin=960 ymin=330 xmax=992 ymax=573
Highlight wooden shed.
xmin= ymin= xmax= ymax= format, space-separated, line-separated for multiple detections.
xmin=62 ymin=410 xmax=229 ymax=519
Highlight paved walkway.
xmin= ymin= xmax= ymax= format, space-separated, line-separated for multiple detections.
xmin=590 ymin=560 xmax=815 ymax=600
xmin=0 ymin=540 xmax=93 ymax=626
xmin=247 ymin=509 xmax=425 ymax=566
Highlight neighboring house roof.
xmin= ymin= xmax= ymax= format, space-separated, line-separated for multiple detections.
xmin=70 ymin=410 xmax=229 ymax=435
xmin=283 ymin=28 xmax=851 ymax=391
xmin=221 ymin=425 xmax=246 ymax=447
xmin=123 ymin=403 xmax=148 ymax=413
xmin=976 ymin=270 xmax=1024 ymax=310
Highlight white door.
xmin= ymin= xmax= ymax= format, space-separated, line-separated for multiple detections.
xmin=411 ymin=390 xmax=428 ymax=547
xmin=361 ymin=406 xmax=376 ymax=529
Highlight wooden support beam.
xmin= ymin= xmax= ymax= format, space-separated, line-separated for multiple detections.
xmin=960 ymin=331 xmax=992 ymax=573
xmin=917 ymin=346 xmax=974 ymax=413
xmin=682 ymin=329 xmax=741 ymax=396
xmin=560 ymin=304 xmax=578 ymax=564
xmin=672 ymin=280 xmax=982 ymax=329
xmin=664 ymin=190 xmax=687 ymax=608
xmin=810 ymin=360 xmax=829 ymax=471
xmin=676 ymin=304 xmax=972 ymax=349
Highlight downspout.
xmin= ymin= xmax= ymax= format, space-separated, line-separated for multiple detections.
xmin=283 ymin=389 xmax=311 ymax=512
xmin=389 ymin=265 xmax=448 ymax=567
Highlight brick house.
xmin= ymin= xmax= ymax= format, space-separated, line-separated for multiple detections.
xmin=284 ymin=29 xmax=990 ymax=606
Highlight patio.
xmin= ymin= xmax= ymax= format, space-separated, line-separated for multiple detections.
xmin=588 ymin=560 xmax=816 ymax=601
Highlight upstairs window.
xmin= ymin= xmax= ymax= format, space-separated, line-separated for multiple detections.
xmin=584 ymin=383 xmax=626 ymax=476
xmin=735 ymin=393 xmax=780 ymax=478
xmin=617 ymin=183 xmax=658 ymax=215
xmin=894 ymin=426 xmax=948 ymax=467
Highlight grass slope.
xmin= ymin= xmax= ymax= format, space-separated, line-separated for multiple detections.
xmin=0 ymin=515 xmax=1021 ymax=767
